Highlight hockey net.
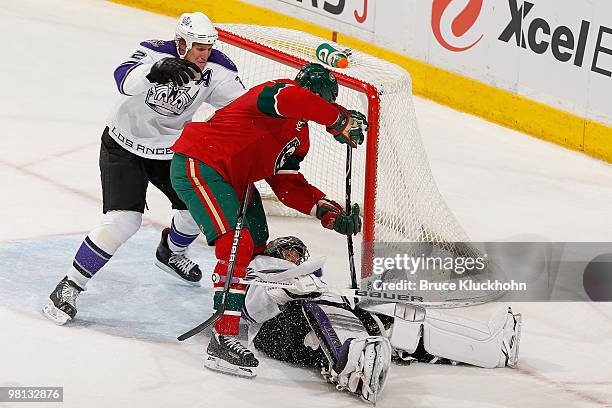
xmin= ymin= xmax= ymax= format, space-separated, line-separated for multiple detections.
xmin=214 ymin=25 xmax=497 ymax=301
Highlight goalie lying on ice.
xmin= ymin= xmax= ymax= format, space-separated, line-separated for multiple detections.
xmin=241 ymin=236 xmax=522 ymax=403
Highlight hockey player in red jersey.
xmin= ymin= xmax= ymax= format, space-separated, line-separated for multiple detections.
xmin=170 ymin=62 xmax=368 ymax=377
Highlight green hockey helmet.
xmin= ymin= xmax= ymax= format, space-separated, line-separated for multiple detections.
xmin=295 ymin=63 xmax=339 ymax=103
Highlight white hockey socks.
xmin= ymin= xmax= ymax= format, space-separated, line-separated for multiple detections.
xmin=68 ymin=211 xmax=142 ymax=287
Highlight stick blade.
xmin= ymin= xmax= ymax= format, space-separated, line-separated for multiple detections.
xmin=177 ymin=309 xmax=223 ymax=341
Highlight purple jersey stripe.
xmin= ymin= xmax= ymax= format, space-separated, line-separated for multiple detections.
xmin=302 ymin=301 xmax=342 ymax=361
xmin=208 ymin=49 xmax=238 ymax=72
xmin=140 ymin=39 xmax=178 ymax=57
xmin=114 ymin=62 xmax=141 ymax=95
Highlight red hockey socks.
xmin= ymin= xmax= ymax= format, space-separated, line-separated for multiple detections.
xmin=212 ymin=229 xmax=254 ymax=335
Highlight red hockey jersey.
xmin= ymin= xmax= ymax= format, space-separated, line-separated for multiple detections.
xmin=171 ymin=79 xmax=342 ymax=215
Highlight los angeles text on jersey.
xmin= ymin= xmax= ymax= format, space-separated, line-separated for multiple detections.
xmin=110 ymin=127 xmax=173 ymax=156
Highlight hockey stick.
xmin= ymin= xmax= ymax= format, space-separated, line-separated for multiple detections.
xmin=345 ymin=145 xmax=358 ymax=289
xmin=177 ymin=184 xmax=253 ymax=341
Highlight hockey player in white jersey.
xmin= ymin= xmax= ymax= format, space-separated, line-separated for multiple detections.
xmin=238 ymin=236 xmax=522 ymax=403
xmin=43 ymin=12 xmax=246 ymax=325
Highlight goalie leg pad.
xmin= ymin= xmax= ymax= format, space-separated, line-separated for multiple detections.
xmin=391 ymin=303 xmax=522 ymax=368
xmin=301 ymin=301 xmax=391 ymax=403
xmin=331 ymin=337 xmax=392 ymax=404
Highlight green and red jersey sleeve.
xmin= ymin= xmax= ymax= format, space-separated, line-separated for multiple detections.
xmin=265 ymin=131 xmax=325 ymax=215
xmin=256 ymin=80 xmax=340 ymax=125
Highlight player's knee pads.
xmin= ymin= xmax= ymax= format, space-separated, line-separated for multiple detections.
xmin=172 ymin=210 xmax=201 ymax=236
xmin=89 ymin=211 xmax=142 ymax=255
xmin=390 ymin=303 xmax=522 ymax=368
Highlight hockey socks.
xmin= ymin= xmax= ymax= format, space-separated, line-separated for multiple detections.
xmin=69 ymin=211 xmax=142 ymax=288
xmin=167 ymin=211 xmax=200 ymax=254
xmin=212 ymin=229 xmax=254 ymax=335
xmin=69 ymin=236 xmax=112 ymax=288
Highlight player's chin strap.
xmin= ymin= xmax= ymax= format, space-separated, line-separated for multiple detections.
xmin=301 ymin=301 xmax=392 ymax=404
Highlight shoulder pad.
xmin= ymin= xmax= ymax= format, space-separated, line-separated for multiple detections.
xmin=139 ymin=39 xmax=179 ymax=57
xmin=207 ymin=49 xmax=238 ymax=72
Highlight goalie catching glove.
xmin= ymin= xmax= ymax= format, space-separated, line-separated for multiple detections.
xmin=146 ymin=57 xmax=202 ymax=87
xmin=327 ymin=105 xmax=368 ymax=148
xmin=315 ymin=198 xmax=361 ymax=236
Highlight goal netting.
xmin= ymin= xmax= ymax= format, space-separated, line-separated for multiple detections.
xmin=213 ymin=25 xmax=501 ymax=303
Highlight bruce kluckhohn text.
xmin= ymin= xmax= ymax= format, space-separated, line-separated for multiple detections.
xmin=371 ymin=279 xmax=528 ymax=292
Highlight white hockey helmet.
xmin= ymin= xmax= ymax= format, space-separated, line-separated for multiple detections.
xmin=175 ymin=12 xmax=218 ymax=57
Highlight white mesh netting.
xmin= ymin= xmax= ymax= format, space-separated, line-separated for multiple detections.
xmin=214 ymin=25 xmax=488 ymax=283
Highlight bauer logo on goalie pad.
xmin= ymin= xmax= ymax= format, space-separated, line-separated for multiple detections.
xmin=145 ymin=84 xmax=200 ymax=116
xmin=274 ymin=137 xmax=300 ymax=174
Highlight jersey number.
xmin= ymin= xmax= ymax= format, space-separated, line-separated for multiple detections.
xmin=130 ymin=50 xmax=146 ymax=60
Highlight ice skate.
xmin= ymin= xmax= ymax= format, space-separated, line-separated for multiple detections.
xmin=42 ymin=277 xmax=84 ymax=325
xmin=204 ymin=331 xmax=259 ymax=377
xmin=155 ymin=227 xmax=202 ymax=286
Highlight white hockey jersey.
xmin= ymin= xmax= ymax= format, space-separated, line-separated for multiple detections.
xmin=106 ymin=39 xmax=246 ymax=160
xmin=243 ymin=255 xmax=367 ymax=342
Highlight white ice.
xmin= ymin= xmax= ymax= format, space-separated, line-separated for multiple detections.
xmin=0 ymin=0 xmax=611 ymax=407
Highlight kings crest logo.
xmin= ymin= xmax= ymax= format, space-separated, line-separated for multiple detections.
xmin=274 ymin=137 xmax=300 ymax=173
xmin=145 ymin=84 xmax=199 ymax=116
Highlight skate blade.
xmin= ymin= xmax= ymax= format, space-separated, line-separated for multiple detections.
xmin=507 ymin=313 xmax=522 ymax=368
xmin=155 ymin=260 xmax=201 ymax=287
xmin=42 ymin=299 xmax=71 ymax=325
xmin=203 ymin=353 xmax=257 ymax=378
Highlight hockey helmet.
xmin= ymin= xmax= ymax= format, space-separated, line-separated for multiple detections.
xmin=264 ymin=236 xmax=310 ymax=265
xmin=175 ymin=12 xmax=218 ymax=57
xmin=295 ymin=63 xmax=339 ymax=103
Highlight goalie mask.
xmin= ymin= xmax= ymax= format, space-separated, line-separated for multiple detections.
xmin=263 ymin=236 xmax=310 ymax=265
xmin=175 ymin=12 xmax=218 ymax=57
xmin=295 ymin=63 xmax=339 ymax=103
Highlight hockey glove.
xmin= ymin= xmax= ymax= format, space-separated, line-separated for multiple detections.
xmin=315 ymin=198 xmax=362 ymax=236
xmin=146 ymin=57 xmax=202 ymax=87
xmin=327 ymin=105 xmax=368 ymax=148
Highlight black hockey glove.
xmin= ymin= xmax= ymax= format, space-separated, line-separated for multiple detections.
xmin=146 ymin=58 xmax=202 ymax=87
